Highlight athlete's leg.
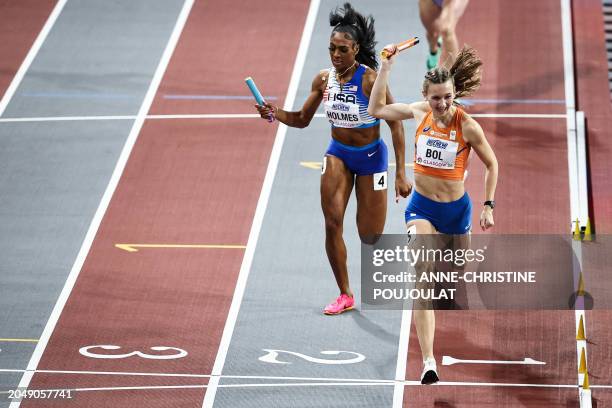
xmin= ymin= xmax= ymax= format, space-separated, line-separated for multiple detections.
xmin=432 ymin=232 xmax=469 ymax=310
xmin=354 ymin=173 xmax=387 ymax=245
xmin=321 ymin=155 xmax=354 ymax=296
xmin=407 ymin=218 xmax=438 ymax=363
xmin=418 ymin=0 xmax=444 ymax=69
xmin=448 ymin=231 xmax=471 ymax=309
xmin=438 ymin=0 xmax=469 ymax=68
xmin=418 ymin=0 xmax=443 ymax=55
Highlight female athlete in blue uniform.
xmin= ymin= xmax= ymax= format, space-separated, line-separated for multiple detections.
xmin=255 ymin=3 xmax=411 ymax=315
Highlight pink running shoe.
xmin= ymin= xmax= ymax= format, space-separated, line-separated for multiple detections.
xmin=323 ymin=294 xmax=355 ymax=315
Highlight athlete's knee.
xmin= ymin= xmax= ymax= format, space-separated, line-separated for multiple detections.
xmin=357 ymin=218 xmax=384 ymax=244
xmin=359 ymin=232 xmax=382 ymax=245
xmin=439 ymin=25 xmax=456 ymax=39
xmin=407 ymin=220 xmax=436 ymax=236
xmin=324 ymin=213 xmax=343 ymax=234
xmin=406 ymin=222 xmax=437 ymax=267
xmin=406 ymin=223 xmax=419 ymax=247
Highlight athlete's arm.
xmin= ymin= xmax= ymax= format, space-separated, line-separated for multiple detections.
xmin=255 ymin=71 xmax=326 ymax=128
xmin=367 ymin=50 xmax=414 ymax=121
xmin=387 ymin=113 xmax=412 ymax=202
xmin=463 ymin=116 xmax=498 ymax=230
xmin=363 ymin=68 xmax=412 ymax=201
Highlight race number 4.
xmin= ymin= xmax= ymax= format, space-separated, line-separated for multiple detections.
xmin=373 ymin=171 xmax=387 ymax=191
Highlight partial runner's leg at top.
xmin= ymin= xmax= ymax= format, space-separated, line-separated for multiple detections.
xmin=419 ymin=0 xmax=443 ymax=69
xmin=438 ymin=0 xmax=469 ymax=68
xmin=419 ymin=0 xmax=470 ymax=69
xmin=321 ymin=155 xmax=355 ymax=314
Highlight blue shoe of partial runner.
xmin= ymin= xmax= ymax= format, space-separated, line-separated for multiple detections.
xmin=426 ymin=51 xmax=439 ymax=70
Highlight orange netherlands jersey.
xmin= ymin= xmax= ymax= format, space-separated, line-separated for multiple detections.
xmin=414 ymin=107 xmax=470 ymax=181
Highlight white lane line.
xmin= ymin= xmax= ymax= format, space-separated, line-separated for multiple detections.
xmin=201 ymin=0 xmax=321 ymax=406
xmin=2 ymin=368 xmax=610 ymax=390
xmin=0 ymin=368 xmax=393 ymax=383
xmin=0 ymin=114 xmax=258 ymax=122
xmin=469 ymin=113 xmax=566 ymax=118
xmin=0 ymin=384 xmax=390 ymax=396
xmin=0 ymin=0 xmax=68 ymax=117
xmin=8 ymin=1 xmax=196 ymax=407
xmin=0 ymin=112 xmax=567 ymax=123
xmin=1 ymin=381 xmax=608 ymax=395
xmin=392 ymin=309 xmax=412 ymax=408
xmin=0 ymin=115 xmax=136 ymax=122
xmin=147 ymin=114 xmax=259 ymax=119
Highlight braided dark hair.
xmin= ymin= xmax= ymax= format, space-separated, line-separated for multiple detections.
xmin=329 ymin=3 xmax=378 ymax=70
xmin=422 ymin=46 xmax=482 ymax=102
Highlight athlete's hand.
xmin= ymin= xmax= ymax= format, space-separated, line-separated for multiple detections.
xmin=255 ymin=103 xmax=277 ymax=121
xmin=480 ymin=207 xmax=494 ymax=231
xmin=395 ymin=174 xmax=412 ymax=203
xmin=381 ymin=44 xmax=397 ymax=69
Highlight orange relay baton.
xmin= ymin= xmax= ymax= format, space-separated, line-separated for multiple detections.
xmin=381 ymin=37 xmax=419 ymax=59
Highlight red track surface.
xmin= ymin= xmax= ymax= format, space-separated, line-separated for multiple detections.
xmin=407 ymin=311 xmax=576 ymax=384
xmin=0 ymin=0 xmax=57 ymax=99
xmin=21 ymin=0 xmax=310 ymax=407
xmin=150 ymin=1 xmax=309 ymax=115
xmin=460 ymin=0 xmax=566 ymax=116
xmin=405 ymin=387 xmax=580 ymax=407
xmin=467 ymin=118 xmax=570 ymax=234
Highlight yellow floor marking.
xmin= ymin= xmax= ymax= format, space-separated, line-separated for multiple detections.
xmin=115 ymin=244 xmax=247 ymax=253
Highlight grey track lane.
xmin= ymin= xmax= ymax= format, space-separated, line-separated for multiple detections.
xmin=214 ymin=1 xmax=426 ymax=407
xmin=0 ymin=0 xmax=184 ymax=403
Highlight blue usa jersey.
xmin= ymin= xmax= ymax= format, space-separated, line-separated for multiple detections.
xmin=323 ymin=64 xmax=381 ymax=129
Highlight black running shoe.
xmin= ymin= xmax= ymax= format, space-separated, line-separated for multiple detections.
xmin=420 ymin=358 xmax=440 ymax=385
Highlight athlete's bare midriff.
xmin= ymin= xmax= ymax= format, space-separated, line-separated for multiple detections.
xmin=414 ymin=172 xmax=465 ymax=202
xmin=331 ymin=124 xmax=380 ymax=147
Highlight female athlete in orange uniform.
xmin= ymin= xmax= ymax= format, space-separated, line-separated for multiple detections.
xmin=368 ymin=46 xmax=498 ymax=383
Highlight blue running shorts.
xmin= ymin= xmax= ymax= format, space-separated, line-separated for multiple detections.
xmin=325 ymin=138 xmax=388 ymax=176
xmin=405 ymin=190 xmax=472 ymax=234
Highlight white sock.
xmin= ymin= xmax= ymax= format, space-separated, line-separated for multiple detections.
xmin=423 ymin=357 xmax=436 ymax=367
